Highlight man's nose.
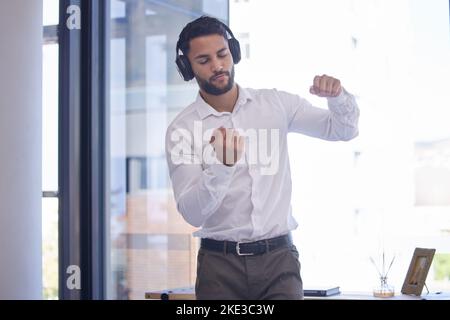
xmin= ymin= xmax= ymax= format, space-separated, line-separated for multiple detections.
xmin=210 ymin=58 xmax=223 ymax=73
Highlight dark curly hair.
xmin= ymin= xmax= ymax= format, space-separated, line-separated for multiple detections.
xmin=176 ymin=15 xmax=228 ymax=56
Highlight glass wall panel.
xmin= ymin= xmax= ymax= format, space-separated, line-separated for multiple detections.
xmin=107 ymin=0 xmax=229 ymax=299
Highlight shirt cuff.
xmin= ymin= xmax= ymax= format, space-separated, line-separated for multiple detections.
xmin=327 ymin=87 xmax=353 ymax=114
xmin=208 ymin=161 xmax=237 ymax=177
xmin=205 ymin=145 xmax=237 ymax=178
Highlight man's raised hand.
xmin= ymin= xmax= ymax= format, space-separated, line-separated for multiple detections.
xmin=310 ymin=74 xmax=342 ymax=98
xmin=210 ymin=127 xmax=244 ymax=166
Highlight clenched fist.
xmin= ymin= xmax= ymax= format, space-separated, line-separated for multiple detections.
xmin=310 ymin=74 xmax=342 ymax=97
xmin=210 ymin=127 xmax=244 ymax=166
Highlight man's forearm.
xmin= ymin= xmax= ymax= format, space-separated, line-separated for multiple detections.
xmin=172 ymin=163 xmax=236 ymax=227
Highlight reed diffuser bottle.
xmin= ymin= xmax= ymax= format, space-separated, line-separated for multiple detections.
xmin=371 ymin=252 xmax=395 ymax=298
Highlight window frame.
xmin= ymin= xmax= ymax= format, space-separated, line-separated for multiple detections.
xmin=58 ymin=0 xmax=108 ymax=300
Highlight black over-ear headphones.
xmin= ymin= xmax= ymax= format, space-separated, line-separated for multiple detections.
xmin=175 ymin=21 xmax=241 ymax=81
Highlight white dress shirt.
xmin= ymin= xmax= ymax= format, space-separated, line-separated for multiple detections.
xmin=165 ymin=85 xmax=359 ymax=241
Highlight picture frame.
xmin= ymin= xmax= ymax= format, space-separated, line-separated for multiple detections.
xmin=401 ymin=248 xmax=436 ymax=296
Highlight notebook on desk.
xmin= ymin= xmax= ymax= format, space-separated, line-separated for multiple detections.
xmin=303 ymin=286 xmax=341 ymax=297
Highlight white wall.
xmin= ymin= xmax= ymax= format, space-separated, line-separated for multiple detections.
xmin=0 ymin=0 xmax=43 ymax=299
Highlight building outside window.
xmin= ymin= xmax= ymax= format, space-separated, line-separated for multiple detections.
xmin=107 ymin=0 xmax=229 ymax=299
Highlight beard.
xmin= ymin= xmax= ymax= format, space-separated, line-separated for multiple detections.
xmin=195 ymin=66 xmax=235 ymax=96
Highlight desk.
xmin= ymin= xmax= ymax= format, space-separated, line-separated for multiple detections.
xmin=145 ymin=287 xmax=448 ymax=300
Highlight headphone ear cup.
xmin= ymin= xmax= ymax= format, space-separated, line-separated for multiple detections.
xmin=176 ymin=55 xmax=195 ymax=81
xmin=228 ymin=38 xmax=241 ymax=64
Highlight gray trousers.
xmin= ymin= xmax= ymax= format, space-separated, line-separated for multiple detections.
xmin=195 ymin=244 xmax=303 ymax=300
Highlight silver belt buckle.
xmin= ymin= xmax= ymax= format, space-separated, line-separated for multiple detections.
xmin=236 ymin=242 xmax=254 ymax=256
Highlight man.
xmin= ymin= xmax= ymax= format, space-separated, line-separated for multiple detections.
xmin=165 ymin=16 xmax=359 ymax=300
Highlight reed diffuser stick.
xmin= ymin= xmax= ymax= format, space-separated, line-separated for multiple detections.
xmin=385 ymin=255 xmax=395 ymax=278
xmin=370 ymin=256 xmax=382 ymax=277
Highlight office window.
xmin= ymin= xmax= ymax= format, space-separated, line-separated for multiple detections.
xmin=237 ymin=32 xmax=250 ymax=59
xmin=42 ymin=0 xmax=59 ymax=300
xmin=231 ymin=0 xmax=450 ymax=292
xmin=106 ymin=0 xmax=229 ymax=299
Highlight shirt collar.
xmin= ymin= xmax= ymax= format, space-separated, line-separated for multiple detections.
xmin=195 ymin=84 xmax=253 ymax=120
